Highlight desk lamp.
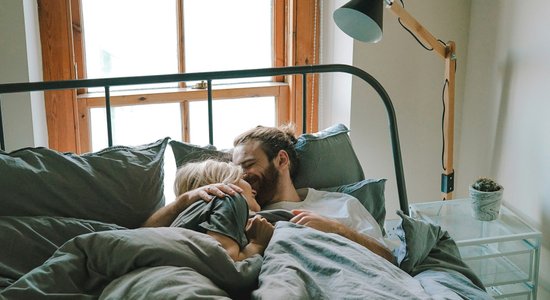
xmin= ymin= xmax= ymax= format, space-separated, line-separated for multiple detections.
xmin=334 ymin=0 xmax=457 ymax=199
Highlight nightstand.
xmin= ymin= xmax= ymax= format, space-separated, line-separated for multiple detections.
xmin=409 ymin=198 xmax=541 ymax=300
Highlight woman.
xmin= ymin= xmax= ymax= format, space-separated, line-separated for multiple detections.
xmin=170 ymin=159 xmax=274 ymax=262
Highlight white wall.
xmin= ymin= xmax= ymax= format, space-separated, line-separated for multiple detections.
xmin=0 ymin=0 xmax=47 ymax=151
xmin=318 ymin=0 xmax=353 ymax=129
xmin=460 ymin=1 xmax=550 ymax=297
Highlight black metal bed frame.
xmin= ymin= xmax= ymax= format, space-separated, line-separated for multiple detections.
xmin=0 ymin=64 xmax=409 ymax=215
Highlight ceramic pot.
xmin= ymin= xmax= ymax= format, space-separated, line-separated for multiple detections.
xmin=469 ymin=186 xmax=503 ymax=221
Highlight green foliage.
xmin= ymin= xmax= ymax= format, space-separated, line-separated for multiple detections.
xmin=472 ymin=177 xmax=502 ymax=192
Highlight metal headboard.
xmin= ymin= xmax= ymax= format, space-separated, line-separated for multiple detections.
xmin=0 ymin=64 xmax=409 ymax=215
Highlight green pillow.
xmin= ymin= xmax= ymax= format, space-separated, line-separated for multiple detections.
xmin=293 ymin=123 xmax=365 ymax=189
xmin=0 ymin=138 xmax=169 ymax=228
xmin=170 ymin=124 xmax=365 ymax=190
xmin=393 ymin=211 xmax=485 ymax=290
xmin=169 ymin=140 xmax=231 ymax=168
xmin=320 ymin=178 xmax=387 ymax=234
xmin=0 ymin=216 xmax=124 ymax=288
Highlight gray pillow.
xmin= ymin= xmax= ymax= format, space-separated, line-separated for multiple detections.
xmin=170 ymin=124 xmax=365 ymax=190
xmin=293 ymin=123 xmax=365 ymax=189
xmin=0 ymin=138 xmax=169 ymax=228
xmin=393 ymin=211 xmax=485 ymax=290
xmin=169 ymin=140 xmax=231 ymax=168
xmin=0 ymin=216 xmax=124 ymax=289
xmin=320 ymin=178 xmax=386 ymax=234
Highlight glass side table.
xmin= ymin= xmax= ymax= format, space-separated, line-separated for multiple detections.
xmin=409 ymin=198 xmax=541 ymax=300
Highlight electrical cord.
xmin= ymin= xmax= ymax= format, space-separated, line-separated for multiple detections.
xmin=397 ymin=0 xmax=458 ymax=174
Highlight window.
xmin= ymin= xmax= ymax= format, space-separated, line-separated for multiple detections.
xmin=38 ymin=0 xmax=319 ymax=153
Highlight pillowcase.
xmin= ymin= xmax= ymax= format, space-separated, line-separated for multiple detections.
xmin=170 ymin=124 xmax=365 ymax=190
xmin=320 ymin=178 xmax=387 ymax=234
xmin=393 ymin=210 xmax=485 ymax=290
xmin=0 ymin=216 xmax=124 ymax=289
xmin=169 ymin=140 xmax=231 ymax=168
xmin=293 ymin=123 xmax=365 ymax=189
xmin=0 ymin=138 xmax=169 ymax=228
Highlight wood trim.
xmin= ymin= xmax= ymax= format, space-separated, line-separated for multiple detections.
xmin=181 ymin=101 xmax=189 ymax=141
xmin=76 ymin=84 xmax=286 ymax=149
xmin=70 ymin=0 xmax=84 ymax=93
xmin=273 ymin=0 xmax=286 ymax=82
xmin=80 ymin=84 xmax=285 ymax=107
xmin=287 ymin=0 xmax=319 ymax=134
xmin=38 ymin=0 xmax=80 ymax=152
xmin=177 ymin=0 xmax=186 ymax=88
xmin=77 ymin=98 xmax=91 ymax=153
xmin=277 ymin=85 xmax=290 ymax=125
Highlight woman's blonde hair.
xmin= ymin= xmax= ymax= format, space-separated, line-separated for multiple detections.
xmin=174 ymin=159 xmax=244 ymax=196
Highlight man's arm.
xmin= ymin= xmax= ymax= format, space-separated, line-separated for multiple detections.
xmin=290 ymin=210 xmax=395 ymax=264
xmin=141 ymin=183 xmax=243 ymax=227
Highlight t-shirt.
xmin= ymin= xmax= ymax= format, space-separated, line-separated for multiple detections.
xmin=170 ymin=194 xmax=249 ymax=249
xmin=263 ymin=188 xmax=385 ymax=245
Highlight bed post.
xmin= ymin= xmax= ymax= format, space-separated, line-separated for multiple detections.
xmin=0 ymin=96 xmax=4 ymax=151
xmin=104 ymin=86 xmax=113 ymax=147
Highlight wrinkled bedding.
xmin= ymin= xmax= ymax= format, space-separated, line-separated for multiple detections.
xmin=1 ymin=227 xmax=261 ymax=299
xmin=0 ymin=215 xmax=491 ymax=299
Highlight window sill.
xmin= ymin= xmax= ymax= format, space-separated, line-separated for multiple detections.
xmin=77 ymin=81 xmax=289 ymax=106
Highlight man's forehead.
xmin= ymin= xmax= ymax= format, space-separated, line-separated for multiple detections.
xmin=233 ymin=141 xmax=266 ymax=164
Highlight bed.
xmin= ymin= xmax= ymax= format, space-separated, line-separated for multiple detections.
xmin=0 ymin=64 xmax=491 ymax=299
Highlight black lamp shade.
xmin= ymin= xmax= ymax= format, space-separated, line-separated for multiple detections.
xmin=333 ymin=0 xmax=384 ymax=43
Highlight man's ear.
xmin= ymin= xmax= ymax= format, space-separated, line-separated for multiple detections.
xmin=274 ymin=149 xmax=290 ymax=169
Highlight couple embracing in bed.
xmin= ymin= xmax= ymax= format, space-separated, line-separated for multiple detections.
xmin=143 ymin=124 xmax=394 ymax=264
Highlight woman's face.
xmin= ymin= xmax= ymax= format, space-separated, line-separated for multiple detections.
xmin=236 ymin=179 xmax=261 ymax=212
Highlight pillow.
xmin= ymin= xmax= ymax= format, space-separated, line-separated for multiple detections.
xmin=320 ymin=178 xmax=387 ymax=234
xmin=293 ymin=123 xmax=365 ymax=189
xmin=0 ymin=216 xmax=124 ymax=289
xmin=0 ymin=138 xmax=169 ymax=228
xmin=393 ymin=211 xmax=485 ymax=290
xmin=170 ymin=124 xmax=365 ymax=190
xmin=169 ymin=140 xmax=231 ymax=168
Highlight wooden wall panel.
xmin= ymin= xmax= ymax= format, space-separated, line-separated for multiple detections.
xmin=38 ymin=0 xmax=79 ymax=152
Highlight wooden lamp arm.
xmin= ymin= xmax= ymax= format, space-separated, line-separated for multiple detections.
xmin=386 ymin=0 xmax=457 ymax=199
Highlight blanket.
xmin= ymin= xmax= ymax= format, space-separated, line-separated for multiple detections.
xmin=1 ymin=217 xmax=491 ymax=299
xmin=1 ymin=227 xmax=261 ymax=299
xmin=254 ymin=222 xmax=432 ymax=299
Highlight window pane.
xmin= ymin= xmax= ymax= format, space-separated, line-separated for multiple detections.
xmin=184 ymin=0 xmax=272 ymax=84
xmin=82 ymin=0 xmax=178 ymax=91
xmin=90 ymin=103 xmax=182 ymax=151
xmin=188 ymin=97 xmax=275 ymax=149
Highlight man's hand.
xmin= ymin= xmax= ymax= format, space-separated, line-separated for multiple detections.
xmin=194 ymin=183 xmax=243 ymax=202
xmin=245 ymin=215 xmax=275 ymax=248
xmin=142 ymin=183 xmax=243 ymax=227
xmin=290 ymin=209 xmax=395 ymax=264
xmin=290 ymin=210 xmax=343 ymax=235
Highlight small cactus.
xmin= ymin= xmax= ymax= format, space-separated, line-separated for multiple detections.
xmin=472 ymin=177 xmax=502 ymax=192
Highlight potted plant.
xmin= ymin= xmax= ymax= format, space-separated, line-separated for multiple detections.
xmin=469 ymin=177 xmax=503 ymax=221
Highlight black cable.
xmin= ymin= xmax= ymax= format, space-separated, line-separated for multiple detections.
xmin=441 ymin=79 xmax=448 ymax=171
xmin=398 ymin=0 xmax=433 ymax=51
xmin=397 ymin=0 xmax=458 ymax=173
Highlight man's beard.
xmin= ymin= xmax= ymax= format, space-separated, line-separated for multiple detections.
xmin=253 ymin=162 xmax=279 ymax=207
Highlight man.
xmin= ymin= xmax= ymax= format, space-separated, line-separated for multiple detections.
xmin=231 ymin=125 xmax=394 ymax=263
xmin=144 ymin=124 xmax=394 ymax=263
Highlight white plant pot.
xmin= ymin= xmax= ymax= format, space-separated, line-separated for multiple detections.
xmin=469 ymin=186 xmax=503 ymax=221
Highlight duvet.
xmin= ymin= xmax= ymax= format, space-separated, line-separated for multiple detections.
xmin=0 ymin=218 xmax=491 ymax=299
